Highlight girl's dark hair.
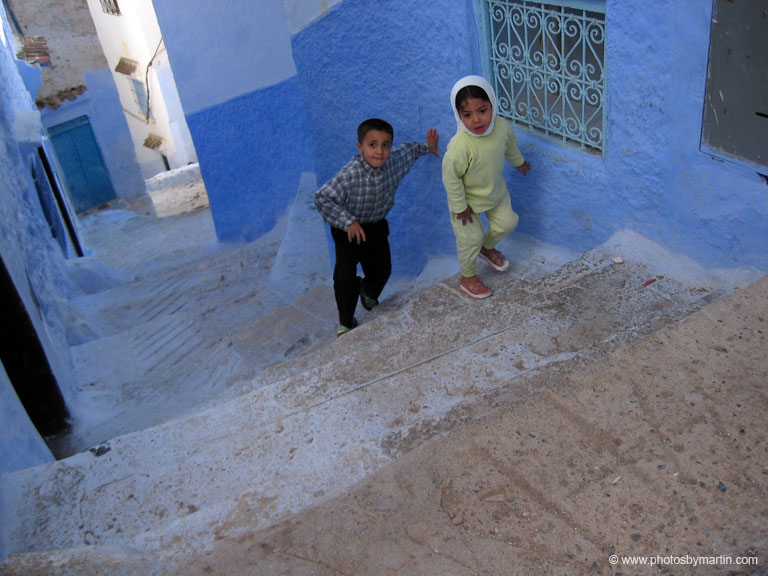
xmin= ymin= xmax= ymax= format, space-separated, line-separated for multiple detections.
xmin=357 ymin=118 xmax=394 ymax=143
xmin=455 ymin=85 xmax=491 ymax=112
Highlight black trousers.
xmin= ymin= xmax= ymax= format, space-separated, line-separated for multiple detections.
xmin=331 ymin=219 xmax=391 ymax=327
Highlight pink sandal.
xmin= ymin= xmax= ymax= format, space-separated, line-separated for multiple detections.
xmin=478 ymin=248 xmax=509 ymax=272
xmin=459 ymin=277 xmax=492 ymax=299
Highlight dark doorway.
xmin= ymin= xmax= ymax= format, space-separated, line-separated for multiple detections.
xmin=0 ymin=257 xmax=70 ymax=438
xmin=32 ymin=144 xmax=84 ymax=258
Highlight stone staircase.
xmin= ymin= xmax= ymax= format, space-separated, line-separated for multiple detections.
xmin=1 ymin=229 xmax=733 ymax=570
xmin=60 ymin=240 xmax=337 ymax=457
xmin=53 ymin=178 xmax=339 ymax=457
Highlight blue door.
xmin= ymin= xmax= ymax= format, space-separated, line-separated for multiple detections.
xmin=48 ymin=115 xmax=116 ymax=213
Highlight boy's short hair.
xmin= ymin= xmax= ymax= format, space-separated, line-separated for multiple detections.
xmin=357 ymin=118 xmax=394 ymax=143
xmin=455 ymin=85 xmax=490 ymax=112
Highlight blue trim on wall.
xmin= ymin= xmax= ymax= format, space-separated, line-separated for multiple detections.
xmin=186 ymin=76 xmax=314 ymax=242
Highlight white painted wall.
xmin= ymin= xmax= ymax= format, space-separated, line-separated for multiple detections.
xmin=154 ymin=0 xmax=298 ymax=115
xmin=86 ymin=0 xmax=197 ymax=178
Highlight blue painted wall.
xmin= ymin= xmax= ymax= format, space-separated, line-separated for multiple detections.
xmin=0 ymin=365 xmax=52 ymax=475
xmin=153 ymin=0 xmax=298 ymax=116
xmin=154 ymin=0 xmax=313 ymax=242
xmin=152 ymin=0 xmax=767 ymax=269
xmin=290 ymin=0 xmax=766 ymax=273
xmin=502 ymin=0 xmax=767 ymax=270
xmin=291 ymin=0 xmax=474 ymax=274
xmin=186 ymin=77 xmax=314 ymax=241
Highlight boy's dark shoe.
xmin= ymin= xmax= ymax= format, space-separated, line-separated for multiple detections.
xmin=337 ymin=317 xmax=358 ymax=337
xmin=357 ymin=276 xmax=379 ymax=311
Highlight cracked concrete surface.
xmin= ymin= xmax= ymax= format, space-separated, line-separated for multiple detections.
xmin=168 ymin=275 xmax=765 ymax=576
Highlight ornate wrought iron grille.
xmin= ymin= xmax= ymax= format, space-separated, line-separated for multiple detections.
xmin=481 ymin=0 xmax=606 ymax=152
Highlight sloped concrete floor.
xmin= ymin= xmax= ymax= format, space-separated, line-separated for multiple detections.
xmin=168 ymin=275 xmax=768 ymax=576
xmin=50 ymin=170 xmax=342 ymax=456
xmin=2 ymin=169 xmax=766 ymax=574
xmin=3 ymin=260 xmax=767 ymax=576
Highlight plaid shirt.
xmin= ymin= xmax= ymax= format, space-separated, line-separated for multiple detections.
xmin=314 ymin=142 xmax=430 ymax=231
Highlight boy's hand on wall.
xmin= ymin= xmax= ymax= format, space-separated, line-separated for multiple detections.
xmin=427 ymin=128 xmax=441 ymax=157
xmin=347 ymin=221 xmax=367 ymax=244
xmin=516 ymin=161 xmax=531 ymax=176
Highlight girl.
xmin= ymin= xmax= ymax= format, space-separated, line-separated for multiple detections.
xmin=442 ymin=75 xmax=530 ymax=299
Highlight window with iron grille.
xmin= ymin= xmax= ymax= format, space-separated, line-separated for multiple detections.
xmin=478 ymin=0 xmax=606 ymax=153
xmin=100 ymin=0 xmax=121 ymax=16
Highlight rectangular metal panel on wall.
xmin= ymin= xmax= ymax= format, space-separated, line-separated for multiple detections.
xmin=702 ymin=0 xmax=768 ymax=169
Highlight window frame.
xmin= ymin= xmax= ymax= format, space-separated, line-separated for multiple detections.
xmin=476 ymin=0 xmax=607 ymax=154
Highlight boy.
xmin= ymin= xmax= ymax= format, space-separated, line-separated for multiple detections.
xmin=315 ymin=118 xmax=440 ymax=336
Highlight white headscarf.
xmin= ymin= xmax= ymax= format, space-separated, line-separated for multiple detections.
xmin=450 ymin=75 xmax=497 ymax=137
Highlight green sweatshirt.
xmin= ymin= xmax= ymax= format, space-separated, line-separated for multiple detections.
xmin=442 ymin=117 xmax=525 ymax=214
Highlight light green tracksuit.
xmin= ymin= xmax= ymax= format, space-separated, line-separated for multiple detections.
xmin=442 ymin=116 xmax=525 ymax=277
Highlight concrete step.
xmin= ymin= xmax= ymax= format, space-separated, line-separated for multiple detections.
xmin=56 ymin=181 xmax=335 ymax=455
xmin=168 ymin=275 xmax=768 ymax=576
xmin=69 ymin=231 xmax=287 ymax=342
xmin=56 ymin=281 xmax=340 ymax=457
xmin=77 ymin=206 xmax=219 ymax=278
xmin=1 ymin=234 xmax=729 ymax=562
xmin=217 ymin=238 xmax=723 ymax=411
